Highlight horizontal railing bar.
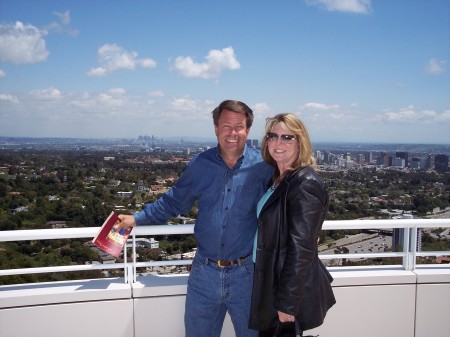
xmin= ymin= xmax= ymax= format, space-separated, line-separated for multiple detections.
xmin=0 ymin=263 xmax=127 ymax=276
xmin=0 ymin=227 xmax=99 ymax=241
xmin=415 ymin=251 xmax=450 ymax=257
xmin=135 ymin=260 xmax=192 ymax=268
xmin=133 ymin=224 xmax=194 ymax=236
xmin=0 ymin=225 xmax=195 ymax=242
xmin=0 ymin=219 xmax=448 ymax=280
xmin=1 ymin=219 xmax=449 ymax=243
xmin=321 ymin=218 xmax=449 ymax=230
xmin=319 ymin=252 xmax=405 ymax=260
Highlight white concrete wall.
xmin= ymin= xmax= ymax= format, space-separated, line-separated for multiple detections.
xmin=0 ymin=278 xmax=133 ymax=337
xmin=0 ymin=267 xmax=449 ymax=337
xmin=414 ymin=267 xmax=450 ymax=337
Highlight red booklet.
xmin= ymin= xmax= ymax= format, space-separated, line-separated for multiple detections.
xmin=92 ymin=211 xmax=133 ymax=257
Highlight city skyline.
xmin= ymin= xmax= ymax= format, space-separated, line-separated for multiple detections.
xmin=0 ymin=0 xmax=449 ymax=144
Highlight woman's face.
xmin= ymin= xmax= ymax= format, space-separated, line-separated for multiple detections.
xmin=267 ymin=123 xmax=299 ymax=169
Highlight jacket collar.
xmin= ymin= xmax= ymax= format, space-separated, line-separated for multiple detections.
xmin=259 ymin=166 xmax=309 ymax=215
xmin=259 ymin=175 xmax=288 ymax=215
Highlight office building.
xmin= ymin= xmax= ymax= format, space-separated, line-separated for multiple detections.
xmin=434 ymin=154 xmax=449 ymax=172
xmin=396 ymin=151 xmax=409 ymax=167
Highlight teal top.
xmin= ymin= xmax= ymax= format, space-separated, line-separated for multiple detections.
xmin=252 ymin=185 xmax=275 ymax=262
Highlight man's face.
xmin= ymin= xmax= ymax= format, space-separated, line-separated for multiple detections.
xmin=214 ymin=109 xmax=250 ymax=158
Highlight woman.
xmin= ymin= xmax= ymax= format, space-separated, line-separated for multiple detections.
xmin=249 ymin=113 xmax=336 ymax=336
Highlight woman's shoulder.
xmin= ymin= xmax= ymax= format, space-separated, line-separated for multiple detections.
xmin=287 ymin=166 xmax=328 ymax=199
xmin=288 ymin=166 xmax=321 ymax=182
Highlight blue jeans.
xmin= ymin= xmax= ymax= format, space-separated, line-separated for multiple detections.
xmin=185 ymin=252 xmax=258 ymax=337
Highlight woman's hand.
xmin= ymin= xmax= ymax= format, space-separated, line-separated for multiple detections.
xmin=278 ymin=310 xmax=295 ymax=323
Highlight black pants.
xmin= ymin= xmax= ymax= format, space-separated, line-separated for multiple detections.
xmin=259 ymin=322 xmax=296 ymax=337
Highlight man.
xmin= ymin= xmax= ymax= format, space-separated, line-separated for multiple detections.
xmin=115 ymin=100 xmax=274 ymax=337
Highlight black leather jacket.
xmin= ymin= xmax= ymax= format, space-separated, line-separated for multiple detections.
xmin=249 ymin=166 xmax=336 ymax=331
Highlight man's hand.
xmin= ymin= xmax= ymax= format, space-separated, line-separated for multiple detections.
xmin=114 ymin=214 xmax=136 ymax=230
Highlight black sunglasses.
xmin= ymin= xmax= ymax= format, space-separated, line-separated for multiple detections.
xmin=266 ymin=132 xmax=296 ymax=143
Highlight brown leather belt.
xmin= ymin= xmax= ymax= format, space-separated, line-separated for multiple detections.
xmin=208 ymin=254 xmax=252 ymax=267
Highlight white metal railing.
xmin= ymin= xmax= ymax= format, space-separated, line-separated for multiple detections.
xmin=0 ymin=219 xmax=449 ymax=284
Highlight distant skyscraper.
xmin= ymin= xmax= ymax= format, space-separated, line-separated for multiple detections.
xmin=246 ymin=139 xmax=258 ymax=148
xmin=323 ymin=151 xmax=331 ymax=163
xmin=378 ymin=151 xmax=389 ymax=167
xmin=315 ymin=151 xmax=321 ymax=164
xmin=356 ymin=154 xmax=363 ymax=164
xmin=396 ymin=151 xmax=409 ymax=167
xmin=434 ymin=154 xmax=449 ymax=172
xmin=392 ymin=157 xmax=405 ymax=168
xmin=426 ymin=154 xmax=433 ymax=170
xmin=410 ymin=157 xmax=421 ymax=170
xmin=396 ymin=214 xmax=422 ymax=252
xmin=392 ymin=228 xmax=404 ymax=251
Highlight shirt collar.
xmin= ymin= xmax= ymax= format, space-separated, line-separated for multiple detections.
xmin=216 ymin=143 xmax=247 ymax=166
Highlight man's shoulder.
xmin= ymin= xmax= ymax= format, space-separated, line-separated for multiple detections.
xmin=244 ymin=147 xmax=264 ymax=162
xmin=243 ymin=148 xmax=274 ymax=176
xmin=190 ymin=147 xmax=218 ymax=162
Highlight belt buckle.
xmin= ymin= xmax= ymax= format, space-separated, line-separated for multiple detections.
xmin=217 ymin=260 xmax=224 ymax=267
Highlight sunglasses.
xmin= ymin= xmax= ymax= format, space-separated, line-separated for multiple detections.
xmin=266 ymin=132 xmax=296 ymax=143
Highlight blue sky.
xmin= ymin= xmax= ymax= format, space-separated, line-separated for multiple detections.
xmin=0 ymin=0 xmax=449 ymax=144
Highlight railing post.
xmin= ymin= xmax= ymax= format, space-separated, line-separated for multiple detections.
xmin=124 ymin=240 xmax=128 ymax=284
xmin=402 ymin=224 xmax=410 ymax=270
xmin=132 ymin=231 xmax=137 ymax=283
xmin=400 ymin=215 xmax=417 ymax=271
xmin=127 ymin=265 xmax=133 ymax=285
xmin=409 ymin=225 xmax=418 ymax=271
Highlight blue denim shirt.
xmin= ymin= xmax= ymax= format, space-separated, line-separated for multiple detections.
xmin=133 ymin=145 xmax=274 ymax=261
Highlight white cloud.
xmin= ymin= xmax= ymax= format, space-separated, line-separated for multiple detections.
xmin=424 ymin=58 xmax=447 ymax=75
xmin=98 ymin=93 xmax=124 ymax=107
xmin=0 ymin=12 xmax=78 ymax=65
xmin=87 ymin=43 xmax=157 ymax=77
xmin=0 ymin=21 xmax=49 ymax=64
xmin=436 ymin=110 xmax=450 ymax=121
xmin=252 ymin=102 xmax=270 ymax=114
xmin=0 ymin=69 xmax=6 ymax=77
xmin=328 ymin=112 xmax=347 ymax=120
xmin=305 ymin=0 xmax=372 ymax=14
xmin=0 ymin=93 xmax=19 ymax=103
xmin=138 ymin=59 xmax=157 ymax=68
xmin=377 ymin=106 xmax=449 ymax=123
xmin=296 ymin=102 xmax=366 ymax=127
xmin=108 ymin=87 xmax=126 ymax=95
xmin=53 ymin=11 xmax=71 ymax=26
xmin=45 ymin=11 xmax=78 ymax=37
xmin=171 ymin=46 xmax=240 ymax=80
xmin=87 ymin=67 xmax=107 ymax=77
xmin=149 ymin=90 xmax=165 ymax=97
xmin=303 ymin=102 xmax=340 ymax=110
xmin=170 ymin=97 xmax=198 ymax=111
xmin=29 ymin=87 xmax=62 ymax=100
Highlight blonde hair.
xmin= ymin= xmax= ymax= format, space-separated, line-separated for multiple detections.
xmin=261 ymin=113 xmax=316 ymax=180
